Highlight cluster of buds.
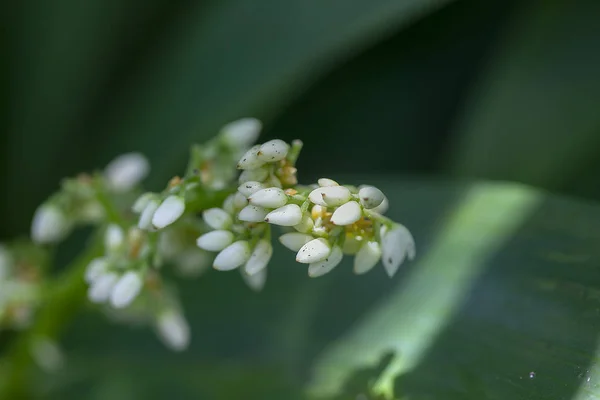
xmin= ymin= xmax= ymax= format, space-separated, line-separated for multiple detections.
xmin=24 ymin=117 xmax=415 ymax=353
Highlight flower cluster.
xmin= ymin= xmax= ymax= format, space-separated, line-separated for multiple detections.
xmin=22 ymin=117 xmax=415 ymax=353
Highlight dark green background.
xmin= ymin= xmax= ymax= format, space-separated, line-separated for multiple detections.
xmin=2 ymin=0 xmax=600 ymax=398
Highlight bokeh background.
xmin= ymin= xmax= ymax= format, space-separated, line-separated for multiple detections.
xmin=2 ymin=0 xmax=600 ymax=399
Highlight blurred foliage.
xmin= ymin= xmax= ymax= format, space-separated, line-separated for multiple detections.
xmin=3 ymin=0 xmax=600 ymax=399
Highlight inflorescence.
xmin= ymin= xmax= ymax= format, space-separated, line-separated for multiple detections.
xmin=0 ymin=118 xmax=415 ymax=354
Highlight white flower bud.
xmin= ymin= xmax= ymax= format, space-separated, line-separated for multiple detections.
xmin=196 ymin=230 xmax=234 ymax=252
xmin=238 ymin=205 xmax=269 ymax=222
xmin=152 ymin=195 xmax=185 ymax=229
xmin=318 ymin=178 xmax=339 ymax=187
xmin=381 ymin=225 xmax=416 ymax=277
xmin=371 ymin=196 xmax=389 ymax=214
xmin=257 ymin=139 xmax=290 ymax=162
xmin=234 ymin=192 xmax=249 ymax=208
xmin=132 ymin=193 xmax=154 ymax=213
xmin=237 ymin=181 xmax=265 ymax=198
xmin=156 ymin=310 xmax=190 ymax=352
xmin=296 ymin=238 xmax=331 ymax=264
xmin=104 ymin=224 xmax=124 ymax=252
xmin=87 ymin=272 xmax=119 ymax=303
xmin=203 ymin=208 xmax=232 ymax=230
xmin=264 ymin=204 xmax=302 ymax=226
xmin=104 ymin=152 xmax=150 ymax=192
xmin=308 ymin=245 xmax=343 ymax=278
xmin=358 ymin=186 xmax=385 ymax=209
xmin=244 ymin=239 xmax=273 ymax=275
xmin=84 ymin=257 xmax=109 ymax=284
xmin=241 ymin=266 xmax=267 ymax=292
xmin=331 ymin=201 xmax=362 ymax=226
xmin=31 ymin=205 xmax=70 ymax=244
xmin=293 ymin=214 xmax=314 ymax=233
xmin=353 ymin=241 xmax=382 ymax=275
xmin=248 ymin=188 xmax=288 ymax=208
xmin=222 ymin=194 xmax=237 ymax=215
xmin=220 ymin=118 xmax=262 ymax=149
xmin=308 ymin=186 xmax=351 ymax=207
xmin=238 ymin=166 xmax=269 ymax=184
xmin=213 ymin=240 xmax=251 ymax=271
xmin=279 ymin=232 xmax=314 ymax=251
xmin=138 ymin=199 xmax=160 ymax=230
xmin=237 ymin=145 xmax=266 ymax=170
xmin=109 ymin=271 xmax=144 ymax=309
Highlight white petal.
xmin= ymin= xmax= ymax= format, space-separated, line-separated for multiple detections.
xmin=84 ymin=257 xmax=109 ymax=284
xmin=257 ymin=139 xmax=290 ymax=162
xmin=381 ymin=225 xmax=416 ymax=277
xmin=241 ymin=266 xmax=267 ymax=292
xmin=308 ymin=246 xmax=343 ymax=278
xmin=371 ymin=196 xmax=389 ymax=214
xmin=296 ymin=238 xmax=331 ymax=264
xmin=237 ymin=145 xmax=265 ymax=170
xmin=293 ymin=214 xmax=314 ymax=233
xmin=331 ymin=201 xmax=362 ymax=226
xmin=104 ymin=152 xmax=150 ymax=192
xmin=248 ymin=188 xmax=288 ymax=208
xmin=203 ymin=208 xmax=232 ymax=230
xmin=318 ymin=178 xmax=339 ymax=187
xmin=104 ymin=224 xmax=124 ymax=252
xmin=279 ymin=232 xmax=314 ymax=251
xmin=109 ymin=271 xmax=144 ymax=309
xmin=132 ymin=193 xmax=155 ymax=213
xmin=238 ymin=167 xmax=269 ymax=184
xmin=213 ymin=240 xmax=251 ymax=271
xmin=238 ymin=205 xmax=269 ymax=222
xmin=220 ymin=118 xmax=262 ymax=149
xmin=237 ymin=181 xmax=264 ymax=198
xmin=31 ymin=205 xmax=70 ymax=244
xmin=196 ymin=230 xmax=234 ymax=251
xmin=244 ymin=240 xmax=273 ymax=275
xmin=152 ymin=196 xmax=185 ymax=229
xmin=264 ymin=204 xmax=302 ymax=226
xmin=87 ymin=272 xmax=118 ymax=303
xmin=156 ymin=311 xmax=190 ymax=351
xmin=308 ymin=186 xmax=351 ymax=207
xmin=138 ymin=199 xmax=160 ymax=230
xmin=358 ymin=186 xmax=385 ymax=209
xmin=353 ymin=241 xmax=382 ymax=274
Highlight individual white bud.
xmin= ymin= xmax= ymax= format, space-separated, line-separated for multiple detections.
xmin=109 ymin=271 xmax=144 ymax=309
xmin=371 ymin=196 xmax=389 ymax=214
xmin=237 ymin=181 xmax=265 ymax=198
xmin=279 ymin=232 xmax=314 ymax=251
xmin=84 ymin=257 xmax=109 ymax=284
xmin=318 ymin=178 xmax=339 ymax=187
xmin=358 ymin=186 xmax=385 ymax=209
xmin=308 ymin=186 xmax=351 ymax=207
xmin=156 ymin=310 xmax=190 ymax=352
xmin=264 ymin=204 xmax=302 ymax=226
xmin=296 ymin=238 xmax=331 ymax=264
xmin=237 ymin=145 xmax=266 ymax=170
xmin=104 ymin=152 xmax=150 ymax=192
xmin=87 ymin=272 xmax=119 ymax=303
xmin=234 ymin=192 xmax=249 ymax=209
xmin=244 ymin=240 xmax=273 ymax=275
xmin=331 ymin=201 xmax=362 ymax=226
xmin=308 ymin=245 xmax=343 ymax=278
xmin=293 ymin=214 xmax=314 ymax=233
xmin=238 ymin=166 xmax=269 ymax=184
xmin=152 ymin=195 xmax=185 ymax=229
xmin=248 ymin=188 xmax=288 ymax=208
xmin=238 ymin=205 xmax=269 ymax=222
xmin=353 ymin=241 xmax=382 ymax=275
xmin=138 ymin=199 xmax=160 ymax=230
xmin=196 ymin=230 xmax=234 ymax=251
xmin=203 ymin=208 xmax=232 ymax=230
xmin=132 ymin=193 xmax=154 ymax=213
xmin=220 ymin=118 xmax=262 ymax=149
xmin=381 ymin=225 xmax=416 ymax=277
xmin=213 ymin=240 xmax=251 ymax=271
xmin=241 ymin=266 xmax=267 ymax=292
xmin=257 ymin=139 xmax=290 ymax=162
xmin=104 ymin=224 xmax=124 ymax=252
xmin=31 ymin=205 xmax=70 ymax=244
xmin=222 ymin=195 xmax=237 ymax=215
